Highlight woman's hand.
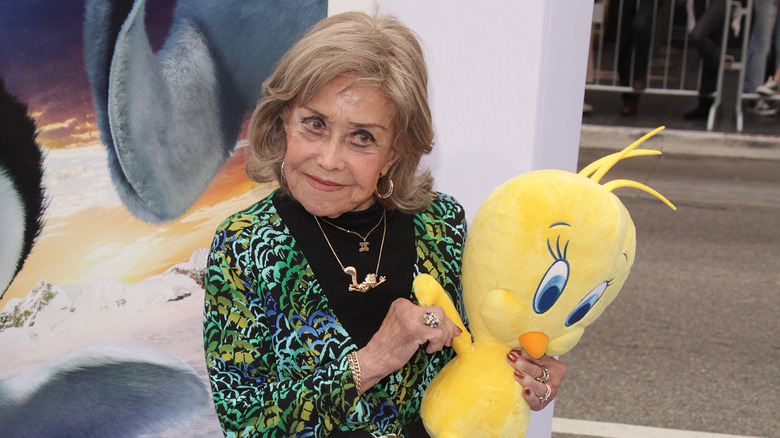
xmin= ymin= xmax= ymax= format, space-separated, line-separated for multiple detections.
xmin=356 ymin=298 xmax=461 ymax=393
xmin=506 ymin=349 xmax=567 ymax=411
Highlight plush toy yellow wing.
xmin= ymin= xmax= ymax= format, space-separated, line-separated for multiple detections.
xmin=414 ymin=126 xmax=675 ymax=438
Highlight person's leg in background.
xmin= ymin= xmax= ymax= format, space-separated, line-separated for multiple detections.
xmin=685 ymin=0 xmax=727 ymax=119
xmin=618 ymin=0 xmax=656 ymax=115
xmin=743 ymin=0 xmax=777 ymax=93
xmin=631 ymin=0 xmax=655 ymax=90
xmin=755 ymin=3 xmax=780 ymax=96
xmin=618 ymin=0 xmax=641 ymax=115
xmin=743 ymin=0 xmax=780 ymax=115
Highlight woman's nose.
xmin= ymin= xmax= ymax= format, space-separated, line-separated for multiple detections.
xmin=316 ymin=135 xmax=345 ymax=170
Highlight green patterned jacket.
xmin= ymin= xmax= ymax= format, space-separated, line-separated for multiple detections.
xmin=203 ymin=191 xmax=466 ymax=437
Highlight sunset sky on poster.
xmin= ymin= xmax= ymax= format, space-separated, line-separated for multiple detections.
xmin=0 ymin=0 xmax=176 ymax=149
xmin=0 ymin=1 xmax=270 ymax=306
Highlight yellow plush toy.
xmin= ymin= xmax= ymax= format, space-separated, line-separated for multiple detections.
xmin=414 ymin=127 xmax=675 ymax=438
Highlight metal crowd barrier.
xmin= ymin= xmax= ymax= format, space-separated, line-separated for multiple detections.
xmin=586 ymin=0 xmax=754 ymax=131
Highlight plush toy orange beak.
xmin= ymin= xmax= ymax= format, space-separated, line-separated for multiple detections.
xmin=519 ymin=331 xmax=549 ymax=359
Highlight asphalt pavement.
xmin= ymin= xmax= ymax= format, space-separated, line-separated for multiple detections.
xmin=548 ymin=119 xmax=779 ymax=438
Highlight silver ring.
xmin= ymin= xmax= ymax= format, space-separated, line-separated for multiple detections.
xmin=536 ymin=366 xmax=550 ymax=384
xmin=422 ymin=311 xmax=441 ymax=328
xmin=539 ymin=383 xmax=552 ymax=403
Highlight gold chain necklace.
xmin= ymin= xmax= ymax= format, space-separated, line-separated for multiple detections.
xmin=314 ymin=210 xmax=387 ymax=293
xmin=319 ymin=210 xmax=384 ymax=252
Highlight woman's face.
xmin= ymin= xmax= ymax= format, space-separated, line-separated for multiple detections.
xmin=282 ymin=76 xmax=396 ymax=218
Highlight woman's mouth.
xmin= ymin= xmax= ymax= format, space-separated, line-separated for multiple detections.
xmin=305 ymin=174 xmax=343 ymax=192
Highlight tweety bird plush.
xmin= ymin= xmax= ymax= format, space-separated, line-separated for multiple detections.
xmin=414 ymin=127 xmax=675 ymax=438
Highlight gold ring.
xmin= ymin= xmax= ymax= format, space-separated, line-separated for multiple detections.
xmin=536 ymin=366 xmax=550 ymax=384
xmin=423 ymin=311 xmax=441 ymax=328
xmin=539 ymin=383 xmax=552 ymax=403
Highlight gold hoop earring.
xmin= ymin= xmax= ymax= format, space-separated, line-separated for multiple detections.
xmin=280 ymin=160 xmax=287 ymax=181
xmin=375 ymin=175 xmax=394 ymax=199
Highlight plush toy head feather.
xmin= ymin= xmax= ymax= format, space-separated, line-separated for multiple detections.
xmin=462 ymin=126 xmax=675 ymax=357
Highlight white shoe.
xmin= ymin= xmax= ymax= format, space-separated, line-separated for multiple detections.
xmin=757 ymin=76 xmax=778 ymax=96
xmin=749 ymin=98 xmax=777 ymax=116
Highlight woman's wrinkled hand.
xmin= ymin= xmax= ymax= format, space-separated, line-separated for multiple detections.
xmin=506 ymin=349 xmax=567 ymax=411
xmin=357 ymin=298 xmax=461 ymax=392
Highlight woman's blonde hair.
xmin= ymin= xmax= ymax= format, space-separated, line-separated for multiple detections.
xmin=245 ymin=11 xmax=434 ymax=212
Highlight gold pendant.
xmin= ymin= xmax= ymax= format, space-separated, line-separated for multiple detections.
xmin=359 ymin=241 xmax=370 ymax=252
xmin=343 ymin=267 xmax=386 ymax=293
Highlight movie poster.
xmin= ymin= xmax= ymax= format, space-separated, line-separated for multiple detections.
xmin=2 ymin=1 xmax=577 ymax=436
xmin=0 ymin=1 xmax=282 ymax=435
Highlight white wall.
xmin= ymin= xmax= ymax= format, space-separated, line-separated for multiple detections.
xmin=330 ymin=1 xmax=594 ymax=436
xmin=376 ymin=1 xmax=592 ymax=224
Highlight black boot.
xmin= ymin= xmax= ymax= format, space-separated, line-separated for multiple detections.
xmin=683 ymin=97 xmax=713 ymax=120
xmin=620 ymin=93 xmax=639 ymax=116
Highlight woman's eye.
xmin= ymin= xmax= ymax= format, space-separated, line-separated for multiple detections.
xmin=301 ymin=117 xmax=325 ymax=133
xmin=348 ymin=130 xmax=375 ymax=147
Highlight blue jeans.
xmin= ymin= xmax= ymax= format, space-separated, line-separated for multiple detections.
xmin=744 ymin=0 xmax=780 ymax=92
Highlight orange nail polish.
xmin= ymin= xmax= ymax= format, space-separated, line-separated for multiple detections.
xmin=507 ymin=352 xmax=517 ymax=362
xmin=514 ymin=370 xmax=524 ymax=379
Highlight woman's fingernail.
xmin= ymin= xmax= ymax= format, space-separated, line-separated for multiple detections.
xmin=507 ymin=352 xmax=517 ymax=362
xmin=524 ymin=388 xmax=532 ymax=396
xmin=514 ymin=370 xmax=524 ymax=379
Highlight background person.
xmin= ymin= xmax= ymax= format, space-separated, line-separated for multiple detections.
xmin=743 ymin=0 xmax=779 ymax=115
xmin=684 ymin=0 xmax=727 ymax=120
xmin=616 ymin=0 xmax=658 ymax=116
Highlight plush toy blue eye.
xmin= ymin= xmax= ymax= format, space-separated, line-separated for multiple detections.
xmin=565 ymin=281 xmax=608 ymax=326
xmin=533 ymin=260 xmax=569 ymax=313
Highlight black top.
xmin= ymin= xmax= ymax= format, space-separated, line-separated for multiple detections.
xmin=273 ymin=191 xmax=415 ymax=348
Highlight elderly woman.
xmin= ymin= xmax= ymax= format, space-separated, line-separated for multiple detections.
xmin=203 ymin=12 xmax=565 ymax=438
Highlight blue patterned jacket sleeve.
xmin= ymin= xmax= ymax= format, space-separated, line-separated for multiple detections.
xmin=204 ymin=203 xmax=359 ymax=437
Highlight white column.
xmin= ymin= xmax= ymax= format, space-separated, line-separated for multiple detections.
xmin=377 ymin=0 xmax=592 ymax=225
xmin=332 ymin=1 xmax=594 ymax=436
